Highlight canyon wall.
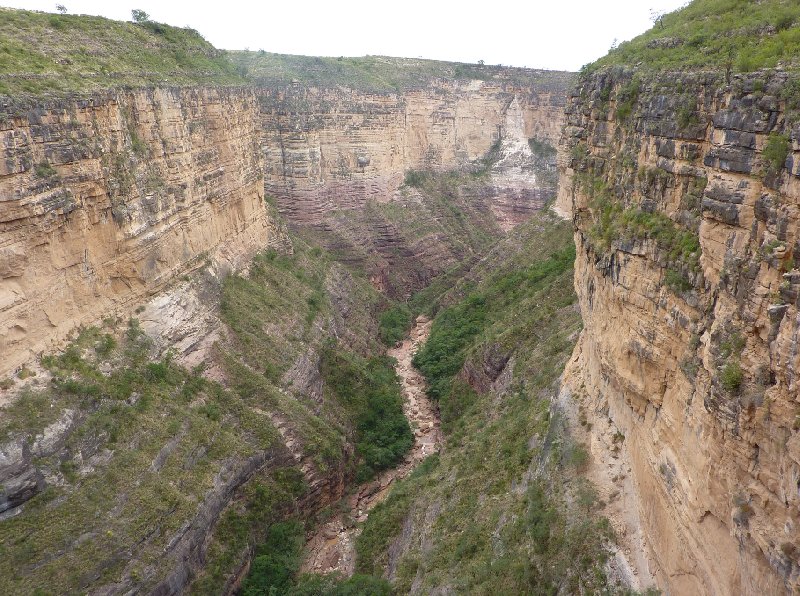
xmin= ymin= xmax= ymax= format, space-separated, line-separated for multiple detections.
xmin=0 ymin=87 xmax=275 ymax=378
xmin=559 ymin=67 xmax=800 ymax=594
xmin=260 ymin=75 xmax=569 ymax=224
xmin=258 ymin=74 xmax=570 ymax=297
xmin=0 ymin=73 xmax=571 ymax=376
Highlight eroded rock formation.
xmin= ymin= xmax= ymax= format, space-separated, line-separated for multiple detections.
xmin=0 ymin=72 xmax=570 ymax=377
xmin=559 ymin=68 xmax=800 ymax=594
xmin=0 ymin=87 xmax=274 ymax=378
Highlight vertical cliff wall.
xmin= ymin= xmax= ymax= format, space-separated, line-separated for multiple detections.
xmin=0 ymin=71 xmax=571 ymax=377
xmin=260 ymin=77 xmax=568 ymax=223
xmin=0 ymin=87 xmax=275 ymax=378
xmin=559 ymin=67 xmax=800 ymax=594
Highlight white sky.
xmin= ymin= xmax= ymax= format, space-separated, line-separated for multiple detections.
xmin=5 ymin=0 xmax=688 ymax=71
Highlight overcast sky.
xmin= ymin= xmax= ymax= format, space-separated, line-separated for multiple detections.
xmin=7 ymin=0 xmax=689 ymax=71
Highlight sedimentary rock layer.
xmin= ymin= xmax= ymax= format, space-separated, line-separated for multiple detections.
xmin=559 ymin=68 xmax=800 ymax=594
xmin=260 ymin=76 xmax=569 ymax=224
xmin=0 ymin=87 xmax=273 ymax=378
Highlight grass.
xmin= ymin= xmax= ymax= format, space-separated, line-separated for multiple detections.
xmin=588 ymin=0 xmax=800 ymax=73
xmin=357 ymin=213 xmax=615 ymax=593
xmin=763 ymin=132 xmax=791 ymax=175
xmin=0 ymin=7 xmax=245 ymax=95
xmin=580 ymin=174 xmax=701 ymax=290
xmin=413 ymin=240 xmax=576 ymax=429
xmin=0 ymin=321 xmax=288 ymax=595
xmin=229 ymin=51 xmax=570 ymax=92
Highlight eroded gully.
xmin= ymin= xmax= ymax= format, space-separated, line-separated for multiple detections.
xmin=300 ymin=316 xmax=442 ymax=576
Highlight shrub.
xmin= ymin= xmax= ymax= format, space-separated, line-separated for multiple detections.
xmin=34 ymin=161 xmax=57 ymax=178
xmin=321 ymin=348 xmax=412 ymax=481
xmin=721 ymin=361 xmax=744 ymax=393
xmin=378 ymin=304 xmax=411 ymax=346
xmin=763 ymin=133 xmax=790 ymax=175
xmin=403 ymin=169 xmax=429 ymax=187
xmin=241 ymin=521 xmax=304 ymax=596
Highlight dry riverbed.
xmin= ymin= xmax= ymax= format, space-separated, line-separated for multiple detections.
xmin=300 ymin=316 xmax=442 ymax=576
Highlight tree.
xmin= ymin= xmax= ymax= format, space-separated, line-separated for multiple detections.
xmin=131 ymin=9 xmax=149 ymax=23
xmin=649 ymin=9 xmax=665 ymax=29
xmin=55 ymin=4 xmax=67 ymax=13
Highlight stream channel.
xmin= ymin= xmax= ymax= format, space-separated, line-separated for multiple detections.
xmin=300 ymin=316 xmax=443 ymax=575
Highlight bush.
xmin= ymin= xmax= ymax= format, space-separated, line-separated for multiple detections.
xmin=34 ymin=161 xmax=57 ymax=178
xmin=763 ymin=133 xmax=790 ymax=175
xmin=321 ymin=348 xmax=413 ymax=481
xmin=241 ymin=521 xmax=304 ymax=596
xmin=378 ymin=304 xmax=411 ymax=346
xmin=721 ymin=361 xmax=744 ymax=393
xmin=403 ymin=169 xmax=429 ymax=187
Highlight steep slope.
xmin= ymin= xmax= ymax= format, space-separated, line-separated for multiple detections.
xmin=558 ymin=1 xmax=800 ymax=593
xmin=352 ymin=211 xmax=620 ymax=593
xmin=0 ymin=8 xmax=244 ymax=94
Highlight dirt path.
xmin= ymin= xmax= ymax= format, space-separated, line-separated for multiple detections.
xmin=300 ymin=316 xmax=442 ymax=576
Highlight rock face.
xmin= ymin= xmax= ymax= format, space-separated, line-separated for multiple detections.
xmin=258 ymin=75 xmax=570 ymax=297
xmin=0 ymin=73 xmax=571 ymax=376
xmin=260 ymin=75 xmax=569 ymax=224
xmin=559 ymin=68 xmax=800 ymax=594
xmin=0 ymin=87 xmax=274 ymax=379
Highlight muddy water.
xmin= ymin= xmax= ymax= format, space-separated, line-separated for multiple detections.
xmin=300 ymin=316 xmax=442 ymax=576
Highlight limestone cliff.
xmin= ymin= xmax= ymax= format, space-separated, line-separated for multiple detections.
xmin=259 ymin=74 xmax=569 ymax=296
xmin=0 ymin=71 xmax=570 ymax=377
xmin=559 ymin=67 xmax=800 ymax=594
xmin=0 ymin=87 xmax=276 ymax=379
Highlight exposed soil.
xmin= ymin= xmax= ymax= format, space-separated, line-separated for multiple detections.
xmin=299 ymin=316 xmax=442 ymax=576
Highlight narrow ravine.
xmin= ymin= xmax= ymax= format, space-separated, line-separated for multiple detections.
xmin=300 ymin=316 xmax=442 ymax=576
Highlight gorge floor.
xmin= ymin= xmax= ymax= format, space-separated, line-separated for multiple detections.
xmin=299 ymin=317 xmax=442 ymax=577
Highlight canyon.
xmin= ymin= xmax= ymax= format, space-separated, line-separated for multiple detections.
xmin=4 ymin=2 xmax=800 ymax=594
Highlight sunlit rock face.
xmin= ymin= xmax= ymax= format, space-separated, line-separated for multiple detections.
xmin=0 ymin=87 xmax=276 ymax=378
xmin=559 ymin=68 xmax=800 ymax=595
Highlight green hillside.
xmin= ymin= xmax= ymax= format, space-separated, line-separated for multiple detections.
xmin=591 ymin=0 xmax=800 ymax=72
xmin=229 ymin=50 xmax=568 ymax=92
xmin=0 ymin=8 xmax=245 ymax=95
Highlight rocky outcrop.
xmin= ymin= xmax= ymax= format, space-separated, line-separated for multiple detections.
xmin=258 ymin=75 xmax=570 ymax=297
xmin=0 ymin=87 xmax=275 ymax=379
xmin=559 ymin=67 xmax=800 ymax=594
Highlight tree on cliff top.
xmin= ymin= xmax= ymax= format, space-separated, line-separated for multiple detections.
xmin=131 ymin=9 xmax=149 ymax=23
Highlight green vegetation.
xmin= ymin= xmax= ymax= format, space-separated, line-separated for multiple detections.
xmin=763 ymin=132 xmax=791 ymax=175
xmin=528 ymin=137 xmax=558 ymax=159
xmin=321 ymin=348 xmax=413 ymax=481
xmin=0 ymin=7 xmax=245 ymax=95
xmin=589 ymin=0 xmax=800 ymax=72
xmin=240 ymin=520 xmax=393 ymax=595
xmin=614 ymin=77 xmax=641 ymax=122
xmin=378 ymin=303 xmax=412 ymax=346
xmin=358 ymin=213 xmax=615 ymax=593
xmin=229 ymin=51 xmax=568 ymax=92
xmin=414 ymin=242 xmax=575 ymax=429
xmin=0 ymin=321 xmax=296 ymax=594
xmin=241 ymin=521 xmax=304 ymax=595
xmin=721 ymin=361 xmax=744 ymax=393
xmin=717 ymin=330 xmax=746 ymax=394
xmin=33 ymin=160 xmax=57 ymax=178
xmin=580 ymin=174 xmax=701 ymax=290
